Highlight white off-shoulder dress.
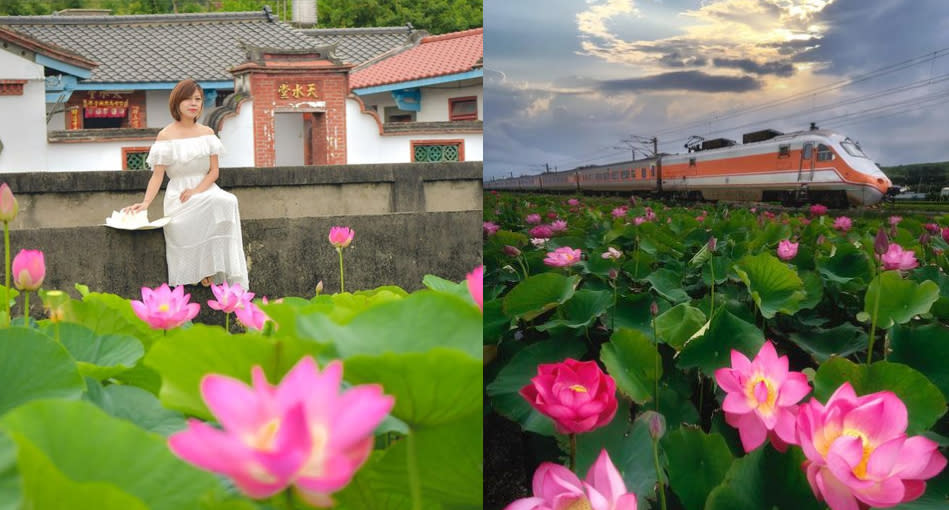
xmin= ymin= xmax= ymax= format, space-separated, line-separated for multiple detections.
xmin=145 ymin=134 xmax=249 ymax=289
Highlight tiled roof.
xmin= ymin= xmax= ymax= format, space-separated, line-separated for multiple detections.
xmin=0 ymin=10 xmax=322 ymax=83
xmin=349 ymin=27 xmax=482 ymax=90
xmin=298 ymin=25 xmax=426 ymax=65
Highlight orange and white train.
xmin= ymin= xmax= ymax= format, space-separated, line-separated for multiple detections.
xmin=485 ymin=128 xmax=897 ymax=207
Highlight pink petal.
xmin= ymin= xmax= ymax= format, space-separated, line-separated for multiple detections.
xmin=825 ymin=436 xmax=869 ymax=488
xmin=276 ymin=358 xmax=338 ymax=417
xmin=865 ymin=436 xmax=902 ymax=479
xmin=777 ymin=372 xmax=810 ymax=406
xmin=714 ymin=368 xmax=744 ymax=393
xmin=736 ymin=413 xmax=767 ymax=452
xmin=295 ymin=487 xmax=336 ymax=508
xmin=722 ymin=392 xmax=752 ymax=415
xmin=730 ymin=349 xmax=752 ymax=373
xmin=771 ymin=406 xmax=799 ymax=446
xmin=261 ymin=403 xmax=312 ymax=481
xmin=853 ymin=476 xmax=905 ymax=508
xmin=614 ymin=493 xmax=638 ymax=510
xmin=815 ymin=468 xmax=860 ymax=510
xmin=330 ymin=385 xmax=394 ymax=448
xmin=900 ymin=480 xmax=927 ymax=503
xmin=584 ymin=450 xmax=626 ymax=503
xmin=843 ymin=393 xmax=906 ymax=444
xmin=200 ymin=374 xmax=273 ymax=436
xmin=503 ymin=497 xmax=549 ymax=510
xmin=893 ymin=436 xmax=946 ymax=479
xmin=294 ymin=452 xmax=359 ymax=492
xmin=535 ymin=463 xmax=583 ymax=503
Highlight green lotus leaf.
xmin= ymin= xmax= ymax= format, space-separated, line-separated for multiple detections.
xmin=483 ymin=299 xmax=510 ymax=344
xmin=536 ymin=289 xmax=612 ymax=331
xmin=788 ymin=322 xmax=868 ymax=363
xmin=621 ymin=250 xmax=657 ymax=280
xmin=644 ymin=268 xmax=691 ymax=304
xmin=606 ymin=292 xmax=658 ymax=339
xmin=501 ymin=272 xmax=580 ymax=321
xmin=655 ymin=303 xmax=707 ymax=350
xmin=734 ymin=252 xmax=806 ymax=319
xmin=798 ymin=270 xmax=824 ymax=310
xmin=40 ymin=323 xmax=143 ymax=381
xmin=864 ymin=271 xmax=939 ymax=329
xmin=677 ymin=309 xmax=765 ymax=375
xmin=0 ymin=328 xmax=84 ymax=416
xmin=813 ymin=358 xmax=946 ymax=435
xmin=600 ymin=329 xmax=660 ymax=404
xmin=662 ymin=427 xmax=734 ymax=510
xmin=890 ymin=323 xmax=949 ymax=400
xmin=485 ymin=338 xmax=586 ymax=436
xmin=909 ymin=265 xmax=949 ymax=320
xmin=67 ymin=292 xmax=161 ymax=350
xmin=816 ymin=241 xmax=871 ymax=284
xmin=706 ymin=445 xmax=822 ymax=510
xmin=85 ymin=382 xmax=186 ymax=437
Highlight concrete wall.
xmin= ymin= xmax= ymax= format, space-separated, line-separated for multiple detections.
xmin=0 ymin=51 xmax=47 ymax=173
xmin=1 ymin=162 xmax=482 ymax=316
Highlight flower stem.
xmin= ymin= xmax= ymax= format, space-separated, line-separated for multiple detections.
xmin=709 ymin=256 xmax=716 ymax=319
xmin=868 ymin=274 xmax=882 ymax=365
xmin=407 ymin=431 xmax=423 ymax=510
xmin=611 ymin=281 xmax=617 ymax=332
xmin=652 ymin=435 xmax=668 ymax=510
xmin=337 ymin=248 xmax=345 ymax=293
xmin=225 ymin=312 xmax=230 ymax=333
xmin=569 ymin=433 xmax=577 ymax=471
xmin=22 ymin=291 xmax=29 ymax=323
xmin=3 ymin=221 xmax=9 ymax=326
xmin=652 ymin=318 xmax=660 ymax=413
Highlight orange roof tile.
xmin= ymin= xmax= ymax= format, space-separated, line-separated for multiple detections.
xmin=350 ymin=27 xmax=482 ymax=90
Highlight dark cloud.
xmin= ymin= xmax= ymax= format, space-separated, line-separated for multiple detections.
xmin=597 ymin=71 xmax=761 ymax=93
xmin=712 ymin=58 xmax=795 ymax=77
xmin=659 ymin=51 xmax=708 ymax=68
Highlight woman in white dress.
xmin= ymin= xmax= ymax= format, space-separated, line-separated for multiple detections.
xmin=124 ymin=79 xmax=249 ymax=289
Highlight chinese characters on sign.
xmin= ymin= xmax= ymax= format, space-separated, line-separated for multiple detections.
xmin=82 ymin=91 xmax=129 ymax=118
xmin=277 ymin=83 xmax=319 ymax=100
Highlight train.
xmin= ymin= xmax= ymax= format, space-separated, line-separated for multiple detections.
xmin=485 ymin=127 xmax=898 ymax=207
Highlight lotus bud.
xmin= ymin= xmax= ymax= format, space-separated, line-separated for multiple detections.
xmin=0 ymin=183 xmax=17 ymax=222
xmin=650 ymin=301 xmax=659 ymax=317
xmin=707 ymin=236 xmax=717 ymax=252
xmin=920 ymin=232 xmax=931 ymax=245
xmin=608 ymin=268 xmax=618 ymax=280
xmin=641 ymin=410 xmax=666 ymax=440
xmin=874 ymin=227 xmax=889 ymax=255
xmin=315 ymin=280 xmax=323 ymax=295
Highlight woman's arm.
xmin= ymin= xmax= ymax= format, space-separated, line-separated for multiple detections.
xmin=179 ymin=154 xmax=219 ymax=203
xmin=123 ymin=165 xmax=166 ymax=213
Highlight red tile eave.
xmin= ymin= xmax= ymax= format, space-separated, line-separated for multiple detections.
xmin=349 ymin=28 xmax=483 ymax=90
xmin=0 ymin=26 xmax=98 ymax=70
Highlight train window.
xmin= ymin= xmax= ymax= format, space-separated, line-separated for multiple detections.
xmin=650 ymin=166 xmax=655 ymax=177
xmin=817 ymin=144 xmax=834 ymax=161
xmin=802 ymin=143 xmax=813 ymax=159
xmin=641 ymin=168 xmax=647 ymax=178
xmin=689 ymin=158 xmax=696 ymax=167
xmin=841 ymin=140 xmax=868 ymax=158
xmin=622 ymin=169 xmax=629 ymax=179
xmin=778 ymin=144 xmax=790 ymax=158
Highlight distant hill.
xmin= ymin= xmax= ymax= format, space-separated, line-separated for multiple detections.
xmin=880 ymin=161 xmax=949 ymax=191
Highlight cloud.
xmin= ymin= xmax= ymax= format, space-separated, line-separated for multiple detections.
xmin=598 ymin=71 xmax=761 ymax=92
xmin=576 ymin=0 xmax=642 ymax=45
xmin=712 ymin=57 xmax=795 ymax=76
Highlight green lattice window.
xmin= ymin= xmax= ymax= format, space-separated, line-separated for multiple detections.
xmin=413 ymin=142 xmax=461 ymax=162
xmin=123 ymin=148 xmax=150 ymax=170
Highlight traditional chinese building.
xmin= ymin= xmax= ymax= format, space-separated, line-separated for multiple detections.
xmin=0 ymin=8 xmax=482 ymax=172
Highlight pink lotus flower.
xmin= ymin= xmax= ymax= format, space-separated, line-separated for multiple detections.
xmin=714 ymin=341 xmax=810 ymax=452
xmin=168 ymin=357 xmax=394 ymax=505
xmin=235 ymin=297 xmax=270 ymax=331
xmin=208 ymin=281 xmax=253 ymax=314
xmin=328 ymin=226 xmax=354 ymax=249
xmin=611 ymin=207 xmax=628 ymax=218
xmin=880 ymin=243 xmax=918 ymax=271
xmin=484 ymin=221 xmax=500 ymax=236
xmin=777 ymin=239 xmax=799 ymax=261
xmin=520 ymin=358 xmax=617 ymax=434
xmin=0 ymin=183 xmax=18 ymax=222
xmin=467 ymin=265 xmax=483 ymax=313
xmin=888 ymin=215 xmax=903 ymax=226
xmin=526 ymin=213 xmax=542 ymax=225
xmin=11 ymin=249 xmax=45 ymax=291
xmin=131 ymin=283 xmax=200 ymax=330
xmin=531 ymin=238 xmax=547 ymax=248
xmin=503 ymin=245 xmax=521 ymax=257
xmin=833 ymin=216 xmax=852 ymax=232
xmin=601 ymin=247 xmax=622 ymax=260
xmin=923 ymin=223 xmax=940 ymax=234
xmin=810 ymin=204 xmax=828 ymax=216
xmin=530 ymin=225 xmax=554 ymax=239
xmin=567 ymin=198 xmax=580 ymax=206
xmin=797 ymin=383 xmax=946 ymax=510
xmin=644 ymin=207 xmax=656 ymax=221
xmin=544 ymin=247 xmax=582 ymax=268
xmin=503 ymin=449 xmax=637 ymax=510
xmin=547 ymin=212 xmax=558 ymax=219
xmin=942 ymin=227 xmax=949 ymax=244
xmin=633 ymin=216 xmax=646 ymax=226
xmin=550 ymin=220 xmax=568 ymax=233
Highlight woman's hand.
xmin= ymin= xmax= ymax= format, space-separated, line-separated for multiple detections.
xmin=122 ymin=202 xmax=148 ymax=214
xmin=180 ymin=189 xmax=196 ymax=203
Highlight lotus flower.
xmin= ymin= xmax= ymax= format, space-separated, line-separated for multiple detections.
xmin=633 ymin=216 xmax=646 ymax=226
xmin=923 ymin=223 xmax=940 ymax=234
xmin=328 ymin=226 xmax=354 ymax=249
xmin=880 ymin=243 xmax=918 ymax=271
xmin=526 ymin=213 xmax=542 ymax=225
xmin=0 ymin=183 xmax=17 ymax=222
xmin=531 ymin=238 xmax=547 ymax=248
xmin=777 ymin=239 xmax=799 ymax=261
xmin=797 ymin=383 xmax=946 ymax=510
xmin=11 ymin=249 xmax=45 ymax=291
xmin=208 ymin=281 xmax=253 ymax=314
xmin=530 ymin=225 xmax=554 ymax=239
xmin=567 ymin=198 xmax=580 ymax=206
xmin=467 ymin=265 xmax=483 ymax=313
xmin=503 ymin=245 xmax=521 ymax=257
xmin=503 ymin=449 xmax=637 ymax=510
xmin=714 ymin=341 xmax=810 ymax=452
xmin=888 ymin=215 xmax=902 ymax=226
xmin=810 ymin=204 xmax=828 ymax=216
xmin=235 ymin=297 xmax=270 ymax=331
xmin=550 ymin=220 xmax=568 ymax=233
xmin=544 ymin=247 xmax=582 ymax=268
xmin=168 ymin=357 xmax=394 ymax=506
xmin=833 ymin=216 xmax=852 ymax=232
xmin=520 ymin=358 xmax=617 ymax=434
xmin=942 ymin=227 xmax=949 ymax=244
xmin=131 ymin=283 xmax=200 ymax=330
xmin=644 ymin=207 xmax=656 ymax=221
xmin=611 ymin=207 xmax=628 ymax=218
xmin=483 ymin=221 xmax=500 ymax=236
xmin=601 ymin=247 xmax=622 ymax=260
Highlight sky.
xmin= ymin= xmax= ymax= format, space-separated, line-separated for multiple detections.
xmin=483 ymin=0 xmax=949 ymax=181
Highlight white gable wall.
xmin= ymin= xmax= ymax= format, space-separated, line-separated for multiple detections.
xmin=0 ymin=50 xmax=48 ymax=173
xmin=217 ymin=99 xmax=255 ymax=168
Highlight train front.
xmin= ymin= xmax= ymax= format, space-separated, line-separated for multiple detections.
xmin=829 ymin=135 xmax=896 ymax=206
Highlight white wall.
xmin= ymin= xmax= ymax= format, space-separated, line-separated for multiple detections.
xmin=0 ymin=50 xmax=49 ymax=173
xmin=47 ymin=140 xmax=139 ymax=171
xmin=346 ymin=99 xmax=482 ymax=163
xmin=217 ymin=99 xmax=255 ymax=168
xmin=274 ymin=112 xmax=304 ymax=166
xmin=146 ymin=90 xmax=174 ymax=128
xmin=418 ymin=84 xmax=482 ymax=122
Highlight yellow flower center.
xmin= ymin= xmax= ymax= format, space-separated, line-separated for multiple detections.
xmin=564 ymin=497 xmax=593 ymax=510
xmin=158 ymin=303 xmax=170 ymax=313
xmin=745 ymin=375 xmax=777 ymax=415
xmin=569 ymin=384 xmax=588 ymax=393
xmin=841 ymin=428 xmax=874 ymax=479
xmin=298 ymin=424 xmax=330 ymax=478
xmin=248 ymin=418 xmax=281 ymax=451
